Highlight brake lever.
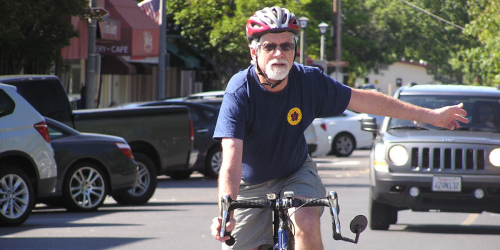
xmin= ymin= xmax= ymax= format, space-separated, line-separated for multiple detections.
xmin=327 ymin=191 xmax=342 ymax=240
xmin=220 ymin=195 xmax=235 ymax=246
xmin=328 ymin=191 xmax=367 ymax=244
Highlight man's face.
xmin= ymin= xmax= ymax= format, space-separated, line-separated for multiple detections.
xmin=479 ymin=105 xmax=494 ymax=122
xmin=252 ymin=32 xmax=295 ymax=81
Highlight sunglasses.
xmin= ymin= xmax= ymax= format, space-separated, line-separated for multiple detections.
xmin=259 ymin=42 xmax=295 ymax=53
xmin=480 ymin=111 xmax=493 ymax=115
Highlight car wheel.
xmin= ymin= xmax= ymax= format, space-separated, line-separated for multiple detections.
xmin=0 ymin=167 xmax=34 ymax=227
xmin=168 ymin=171 xmax=193 ymax=180
xmin=204 ymin=146 xmax=222 ymax=179
xmin=369 ymin=190 xmax=391 ymax=230
xmin=389 ymin=206 xmax=398 ymax=225
xmin=331 ymin=133 xmax=355 ymax=157
xmin=63 ymin=162 xmax=107 ymax=212
xmin=112 ymin=153 xmax=157 ymax=205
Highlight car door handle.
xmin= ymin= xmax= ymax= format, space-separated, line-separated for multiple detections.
xmin=197 ymin=128 xmax=209 ymax=133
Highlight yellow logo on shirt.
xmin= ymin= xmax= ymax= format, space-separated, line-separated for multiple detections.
xmin=287 ymin=107 xmax=302 ymax=125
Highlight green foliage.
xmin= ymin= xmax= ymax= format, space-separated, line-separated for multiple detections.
xmin=451 ymin=0 xmax=500 ymax=86
xmin=165 ymin=0 xmax=497 ymax=86
xmin=0 ymin=0 xmax=93 ymax=74
xmin=166 ymin=0 xmax=475 ymax=85
xmin=167 ymin=0 xmax=303 ymax=83
xmin=365 ymin=0 xmax=476 ymax=84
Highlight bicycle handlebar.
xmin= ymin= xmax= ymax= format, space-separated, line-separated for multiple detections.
xmin=219 ymin=191 xmax=367 ymax=246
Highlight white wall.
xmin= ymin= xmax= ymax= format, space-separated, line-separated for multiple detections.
xmin=99 ymin=74 xmax=130 ymax=108
xmin=356 ymin=61 xmax=439 ymax=96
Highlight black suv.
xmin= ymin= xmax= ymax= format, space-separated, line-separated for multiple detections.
xmin=363 ymin=84 xmax=500 ymax=230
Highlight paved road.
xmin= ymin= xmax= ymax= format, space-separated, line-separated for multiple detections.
xmin=1 ymin=150 xmax=499 ymax=249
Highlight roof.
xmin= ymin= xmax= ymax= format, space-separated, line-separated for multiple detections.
xmin=186 ymin=91 xmax=224 ymax=99
xmin=399 ymin=85 xmax=500 ymax=97
xmin=0 ymin=75 xmax=58 ymax=82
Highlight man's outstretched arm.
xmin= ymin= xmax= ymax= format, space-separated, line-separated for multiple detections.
xmin=347 ymin=88 xmax=468 ymax=130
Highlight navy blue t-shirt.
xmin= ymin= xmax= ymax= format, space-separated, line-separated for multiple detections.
xmin=213 ymin=63 xmax=352 ymax=184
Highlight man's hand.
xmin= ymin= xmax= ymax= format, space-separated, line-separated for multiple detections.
xmin=211 ymin=217 xmax=236 ymax=242
xmin=430 ymin=103 xmax=468 ymax=130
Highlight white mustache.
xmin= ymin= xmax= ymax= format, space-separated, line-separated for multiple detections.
xmin=268 ymin=58 xmax=289 ymax=67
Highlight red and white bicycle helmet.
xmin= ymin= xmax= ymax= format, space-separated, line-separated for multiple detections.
xmin=246 ymin=6 xmax=300 ymax=43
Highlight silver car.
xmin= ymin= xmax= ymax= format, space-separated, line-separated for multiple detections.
xmin=363 ymin=84 xmax=500 ymax=230
xmin=0 ymin=83 xmax=57 ymax=227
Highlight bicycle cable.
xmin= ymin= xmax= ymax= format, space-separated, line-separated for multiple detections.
xmin=287 ymin=197 xmax=325 ymax=218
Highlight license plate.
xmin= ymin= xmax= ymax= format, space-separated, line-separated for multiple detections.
xmin=432 ymin=176 xmax=461 ymax=192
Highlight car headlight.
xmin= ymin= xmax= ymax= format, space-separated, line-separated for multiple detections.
xmin=388 ymin=145 xmax=408 ymax=166
xmin=489 ymin=148 xmax=500 ymax=167
xmin=374 ymin=143 xmax=389 ymax=172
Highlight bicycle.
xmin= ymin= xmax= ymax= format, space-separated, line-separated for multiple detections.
xmin=219 ymin=191 xmax=368 ymax=249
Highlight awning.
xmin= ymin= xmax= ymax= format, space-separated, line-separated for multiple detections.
xmin=96 ymin=0 xmax=159 ymax=57
xmin=166 ymin=41 xmax=200 ymax=69
xmin=101 ymin=55 xmax=136 ymax=74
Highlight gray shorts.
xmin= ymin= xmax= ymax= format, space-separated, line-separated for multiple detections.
xmin=222 ymin=156 xmax=326 ymax=250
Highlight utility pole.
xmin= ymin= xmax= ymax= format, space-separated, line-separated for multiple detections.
xmin=333 ymin=0 xmax=342 ymax=82
xmin=157 ymin=0 xmax=166 ymax=100
xmin=85 ymin=0 xmax=97 ymax=108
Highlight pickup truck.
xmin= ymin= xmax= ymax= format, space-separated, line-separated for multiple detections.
xmin=0 ymin=75 xmax=198 ymax=205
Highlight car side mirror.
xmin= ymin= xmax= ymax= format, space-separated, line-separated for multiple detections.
xmin=361 ymin=117 xmax=378 ymax=140
xmin=361 ymin=117 xmax=378 ymax=133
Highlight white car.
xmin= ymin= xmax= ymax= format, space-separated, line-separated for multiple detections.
xmin=304 ymin=124 xmax=318 ymax=155
xmin=318 ymin=109 xmax=374 ymax=157
xmin=0 ymin=83 xmax=57 ymax=226
xmin=310 ymin=119 xmax=332 ymax=157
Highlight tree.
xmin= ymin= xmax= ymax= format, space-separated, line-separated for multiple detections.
xmin=165 ymin=0 xmax=486 ymax=86
xmin=0 ymin=0 xmax=94 ymax=74
xmin=166 ymin=0 xmax=303 ymax=86
xmin=451 ymin=0 xmax=500 ymax=86
xmin=366 ymin=0 xmax=476 ymax=85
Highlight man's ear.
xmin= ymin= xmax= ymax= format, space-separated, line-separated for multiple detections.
xmin=250 ymin=47 xmax=256 ymax=61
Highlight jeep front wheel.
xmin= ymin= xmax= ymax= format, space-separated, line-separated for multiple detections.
xmin=369 ymin=190 xmax=391 ymax=230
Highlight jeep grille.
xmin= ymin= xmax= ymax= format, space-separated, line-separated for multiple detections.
xmin=411 ymin=147 xmax=485 ymax=171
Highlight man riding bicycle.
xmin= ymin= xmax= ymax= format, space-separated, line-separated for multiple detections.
xmin=210 ymin=6 xmax=468 ymax=250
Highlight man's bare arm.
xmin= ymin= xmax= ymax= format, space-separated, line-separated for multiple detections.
xmin=347 ymin=88 xmax=468 ymax=130
xmin=218 ymin=138 xmax=243 ymax=205
xmin=212 ymin=138 xmax=243 ymax=242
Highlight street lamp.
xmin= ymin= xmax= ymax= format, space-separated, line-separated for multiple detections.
xmin=298 ymin=17 xmax=309 ymax=65
xmin=318 ymin=22 xmax=329 ymax=61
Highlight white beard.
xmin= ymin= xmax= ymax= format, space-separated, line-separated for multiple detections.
xmin=265 ymin=58 xmax=290 ymax=80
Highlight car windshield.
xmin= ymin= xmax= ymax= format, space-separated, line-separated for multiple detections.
xmin=388 ymin=95 xmax=500 ymax=133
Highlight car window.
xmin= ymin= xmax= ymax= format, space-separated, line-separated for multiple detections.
xmin=187 ymin=107 xmax=200 ymax=122
xmin=13 ymin=80 xmax=65 ymax=119
xmin=47 ymin=124 xmax=69 ymax=140
xmin=202 ymin=109 xmax=217 ymax=120
xmin=0 ymin=90 xmax=15 ymax=118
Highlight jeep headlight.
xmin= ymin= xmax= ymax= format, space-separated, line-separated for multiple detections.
xmin=374 ymin=143 xmax=389 ymax=172
xmin=388 ymin=145 xmax=408 ymax=166
xmin=490 ymin=148 xmax=500 ymax=167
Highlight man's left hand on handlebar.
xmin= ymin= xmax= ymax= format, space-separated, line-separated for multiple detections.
xmin=211 ymin=217 xmax=236 ymax=242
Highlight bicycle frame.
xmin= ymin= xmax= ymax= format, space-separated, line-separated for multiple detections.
xmin=220 ymin=191 xmax=368 ymax=249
